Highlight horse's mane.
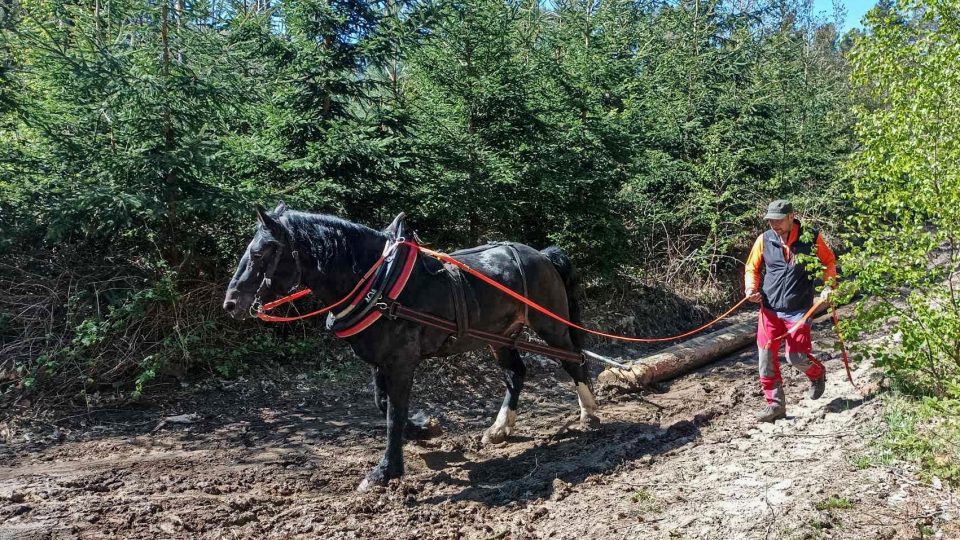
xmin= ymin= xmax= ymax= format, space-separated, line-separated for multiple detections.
xmin=280 ymin=211 xmax=383 ymax=238
xmin=276 ymin=211 xmax=387 ymax=273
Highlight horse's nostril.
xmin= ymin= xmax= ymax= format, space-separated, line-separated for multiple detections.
xmin=224 ymin=300 xmax=237 ymax=312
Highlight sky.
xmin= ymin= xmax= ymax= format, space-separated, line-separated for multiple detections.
xmin=812 ymin=0 xmax=876 ymax=31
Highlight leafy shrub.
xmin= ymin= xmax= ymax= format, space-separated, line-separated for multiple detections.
xmin=0 ymin=0 xmax=855 ymax=400
xmin=842 ymin=0 xmax=960 ymax=399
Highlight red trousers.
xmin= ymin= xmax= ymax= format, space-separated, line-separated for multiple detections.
xmin=757 ymin=307 xmax=824 ymax=407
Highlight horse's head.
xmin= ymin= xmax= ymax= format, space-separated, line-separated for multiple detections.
xmin=223 ymin=201 xmax=302 ymax=318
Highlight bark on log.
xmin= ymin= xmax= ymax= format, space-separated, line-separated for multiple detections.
xmin=596 ymin=320 xmax=757 ymax=394
xmin=596 ymin=306 xmax=831 ymax=394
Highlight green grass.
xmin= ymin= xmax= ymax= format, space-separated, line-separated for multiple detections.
xmin=815 ymin=496 xmax=853 ymax=511
xmin=630 ymin=488 xmax=653 ymax=503
xmin=625 ymin=488 xmax=663 ymax=513
xmin=846 ymin=394 xmax=960 ymax=487
xmin=850 ymin=453 xmax=874 ymax=470
xmin=881 ymin=395 xmax=960 ymax=486
xmin=808 ymin=519 xmax=833 ymax=531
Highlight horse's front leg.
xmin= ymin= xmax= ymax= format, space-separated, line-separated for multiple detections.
xmin=372 ymin=366 xmax=388 ymax=416
xmin=359 ymin=357 xmax=417 ymax=491
xmin=371 ymin=366 xmax=437 ymax=440
xmin=482 ymin=347 xmax=526 ymax=445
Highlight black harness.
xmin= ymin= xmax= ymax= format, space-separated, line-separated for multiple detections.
xmin=325 ymin=239 xmax=418 ymax=335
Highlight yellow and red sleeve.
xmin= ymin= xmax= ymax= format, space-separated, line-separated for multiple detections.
xmin=744 ymin=235 xmax=764 ymax=294
xmin=815 ymin=234 xmax=838 ymax=287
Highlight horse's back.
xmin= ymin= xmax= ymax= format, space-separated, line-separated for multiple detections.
xmin=447 ymin=242 xmax=568 ymax=310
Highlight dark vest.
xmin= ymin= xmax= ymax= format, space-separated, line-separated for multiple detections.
xmin=761 ymin=223 xmax=819 ymax=313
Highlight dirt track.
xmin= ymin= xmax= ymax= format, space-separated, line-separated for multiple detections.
xmin=2 ymin=318 xmax=958 ymax=539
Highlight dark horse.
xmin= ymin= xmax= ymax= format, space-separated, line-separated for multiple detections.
xmin=223 ymin=203 xmax=600 ymax=490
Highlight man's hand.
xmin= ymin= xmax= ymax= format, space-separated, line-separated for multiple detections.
xmin=818 ymin=286 xmax=833 ymax=303
xmin=746 ymin=289 xmax=762 ymax=304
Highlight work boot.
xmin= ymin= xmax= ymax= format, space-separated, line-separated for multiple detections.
xmin=808 ymin=372 xmax=826 ymax=400
xmin=756 ymin=404 xmax=786 ymax=423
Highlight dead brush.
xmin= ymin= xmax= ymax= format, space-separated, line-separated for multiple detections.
xmin=578 ymin=225 xmax=745 ymax=356
xmin=0 ymin=248 xmax=323 ymax=413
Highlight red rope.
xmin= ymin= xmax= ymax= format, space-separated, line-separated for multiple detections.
xmin=255 ymin=253 xmax=389 ymax=322
xmin=414 ymin=243 xmax=749 ymax=343
xmin=832 ymin=305 xmax=855 ymax=385
xmin=254 ymin=238 xmax=854 ymax=379
xmin=770 ymin=299 xmax=826 ymax=342
xmin=762 ymin=298 xmax=855 ymax=384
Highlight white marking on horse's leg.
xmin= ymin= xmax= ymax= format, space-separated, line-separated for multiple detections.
xmin=481 ymin=404 xmax=517 ymax=445
xmin=575 ymin=382 xmax=600 ymax=428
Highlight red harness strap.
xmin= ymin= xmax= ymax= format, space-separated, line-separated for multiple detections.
xmin=832 ymin=306 xmax=855 ymax=385
xmin=334 ymin=244 xmax=419 ymax=338
xmin=255 ymin=239 xmax=421 ymax=335
xmin=255 ymin=252 xmax=389 ymax=323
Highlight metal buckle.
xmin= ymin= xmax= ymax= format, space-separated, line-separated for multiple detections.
xmin=383 ymin=239 xmax=400 ymax=258
xmin=375 ymin=301 xmax=400 ymax=319
xmin=250 ymin=297 xmax=263 ymax=317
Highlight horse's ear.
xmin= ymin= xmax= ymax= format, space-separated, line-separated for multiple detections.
xmin=255 ymin=204 xmax=278 ymax=230
xmin=273 ymin=201 xmax=287 ymax=215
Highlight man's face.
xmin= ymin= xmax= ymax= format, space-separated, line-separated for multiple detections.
xmin=767 ymin=213 xmax=795 ymax=238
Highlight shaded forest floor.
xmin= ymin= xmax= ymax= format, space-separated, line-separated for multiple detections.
xmin=1 ymin=316 xmax=958 ymax=539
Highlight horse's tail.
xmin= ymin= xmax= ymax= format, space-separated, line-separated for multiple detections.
xmin=540 ymin=246 xmax=585 ymax=350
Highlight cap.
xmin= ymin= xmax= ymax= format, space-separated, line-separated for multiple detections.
xmin=764 ymin=199 xmax=793 ymax=220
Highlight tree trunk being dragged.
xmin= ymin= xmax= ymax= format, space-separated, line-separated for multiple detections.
xmin=596 ymin=320 xmax=757 ymax=394
xmin=596 ymin=306 xmax=832 ymax=394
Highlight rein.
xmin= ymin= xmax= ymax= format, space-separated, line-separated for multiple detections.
xmin=416 ymin=243 xmax=751 ymax=343
xmin=255 ymin=240 xmax=853 ymax=381
xmin=257 ymin=241 xmax=746 ymax=342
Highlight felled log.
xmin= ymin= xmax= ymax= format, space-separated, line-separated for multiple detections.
xmin=596 ymin=306 xmax=832 ymax=394
xmin=595 ymin=320 xmax=757 ymax=393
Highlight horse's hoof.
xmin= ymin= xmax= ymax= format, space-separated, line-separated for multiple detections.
xmin=405 ymin=416 xmax=443 ymax=440
xmin=357 ymin=477 xmax=377 ymax=492
xmin=357 ymin=465 xmax=393 ymax=492
xmin=580 ymin=414 xmax=601 ymax=431
xmin=481 ymin=425 xmax=510 ymax=445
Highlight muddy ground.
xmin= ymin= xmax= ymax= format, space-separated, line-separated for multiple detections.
xmin=1 ymin=316 xmax=958 ymax=539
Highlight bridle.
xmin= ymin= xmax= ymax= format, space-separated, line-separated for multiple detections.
xmin=249 ymin=222 xmax=303 ymax=317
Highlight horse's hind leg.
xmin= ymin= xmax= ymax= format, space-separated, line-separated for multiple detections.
xmin=532 ymin=321 xmax=600 ymax=429
xmin=482 ymin=347 xmax=526 ymax=445
xmin=562 ymin=358 xmax=601 ymax=430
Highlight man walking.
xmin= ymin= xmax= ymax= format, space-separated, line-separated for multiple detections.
xmin=744 ymin=200 xmax=837 ymax=422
